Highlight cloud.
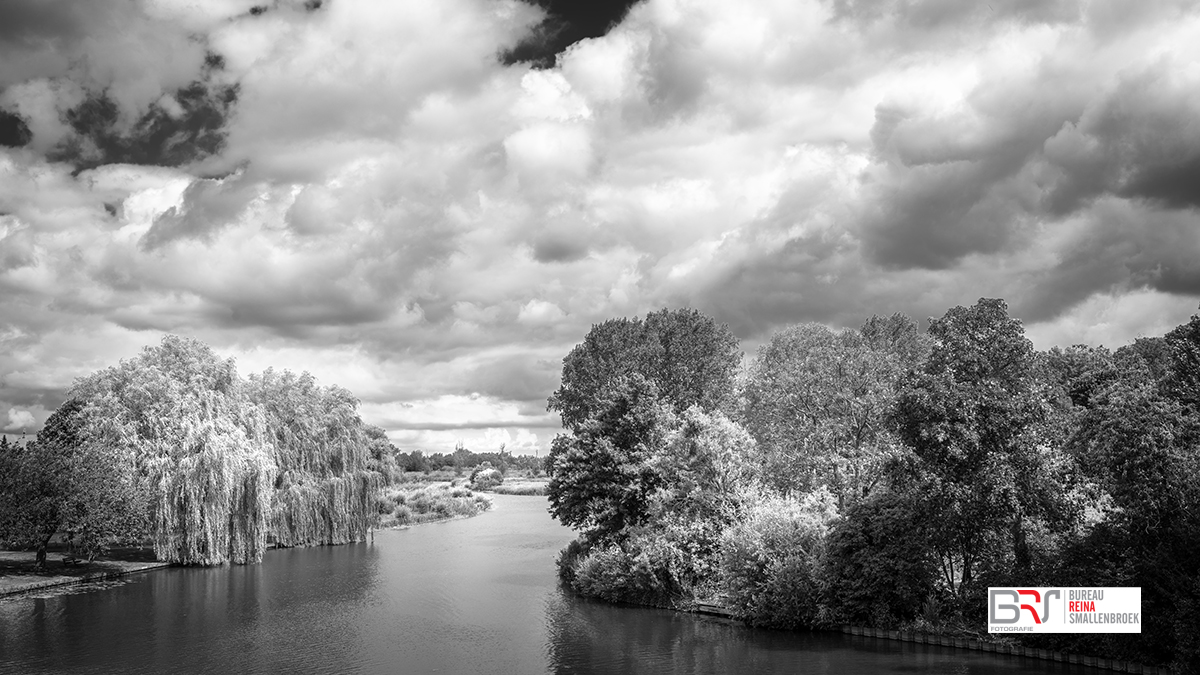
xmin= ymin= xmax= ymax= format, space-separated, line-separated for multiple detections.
xmin=3 ymin=408 xmax=35 ymax=433
xmin=502 ymin=0 xmax=642 ymax=68
xmin=2 ymin=0 xmax=1200 ymax=452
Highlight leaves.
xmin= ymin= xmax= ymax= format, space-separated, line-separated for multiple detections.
xmin=548 ymin=308 xmax=740 ymax=430
xmin=741 ymin=322 xmax=904 ymax=502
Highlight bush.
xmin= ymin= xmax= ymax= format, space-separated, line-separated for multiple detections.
xmin=569 ymin=533 xmax=691 ymax=608
xmin=470 ymin=467 xmax=503 ymax=490
xmin=718 ymin=488 xmax=838 ymax=629
xmin=377 ymin=484 xmax=492 ymax=527
xmin=821 ymin=488 xmax=937 ymax=628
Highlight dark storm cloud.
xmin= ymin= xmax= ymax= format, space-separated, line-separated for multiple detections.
xmin=502 ymin=0 xmax=641 ymax=68
xmin=1040 ymin=67 xmax=1200 ymax=214
xmin=696 ymin=226 xmax=864 ymax=338
xmin=859 ymin=92 xmax=1070 ymax=269
xmin=1019 ymin=202 xmax=1200 ymax=322
xmin=47 ymin=64 xmax=238 ymax=174
xmin=1122 ymin=154 xmax=1200 ymax=210
xmin=0 ymin=110 xmax=32 ymax=147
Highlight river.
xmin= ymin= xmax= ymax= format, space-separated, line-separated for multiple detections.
xmin=1 ymin=495 xmax=1104 ymax=674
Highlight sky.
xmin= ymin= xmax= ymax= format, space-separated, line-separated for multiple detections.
xmin=1 ymin=0 xmax=1199 ymax=452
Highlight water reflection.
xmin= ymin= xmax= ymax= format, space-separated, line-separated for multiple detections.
xmin=1 ymin=542 xmax=379 ymax=675
xmin=543 ymin=593 xmax=1105 ymax=675
xmin=2 ymin=497 xmax=1107 ymax=675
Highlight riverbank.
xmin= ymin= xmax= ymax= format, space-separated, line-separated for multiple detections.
xmin=376 ymin=481 xmax=493 ymax=528
xmin=2 ymin=485 xmax=496 ymax=598
xmin=837 ymin=625 xmax=1172 ymax=675
xmin=484 ymin=478 xmax=548 ymax=495
xmin=684 ymin=600 xmax=1170 ymax=674
xmin=0 ymin=551 xmax=170 ymax=598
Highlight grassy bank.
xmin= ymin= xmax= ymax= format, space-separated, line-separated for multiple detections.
xmin=377 ymin=482 xmax=492 ymax=528
xmin=485 ymin=478 xmax=548 ymax=496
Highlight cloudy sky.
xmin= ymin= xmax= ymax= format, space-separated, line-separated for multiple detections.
xmin=2 ymin=0 xmax=1199 ymax=452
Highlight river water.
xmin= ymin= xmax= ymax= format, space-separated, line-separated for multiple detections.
xmin=1 ymin=495 xmax=1103 ymax=674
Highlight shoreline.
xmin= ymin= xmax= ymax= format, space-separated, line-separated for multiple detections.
xmin=0 ymin=553 xmax=171 ymax=598
xmin=1 ymin=502 xmax=500 ymax=599
xmin=683 ymin=601 xmax=1169 ymax=674
xmin=835 ymin=625 xmax=1172 ymax=675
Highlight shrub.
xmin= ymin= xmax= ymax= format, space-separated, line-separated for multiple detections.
xmin=570 ymin=534 xmax=690 ymax=608
xmin=821 ymin=488 xmax=937 ymax=628
xmin=377 ymin=484 xmax=492 ymax=527
xmin=561 ymin=516 xmax=726 ymax=609
xmin=470 ymin=467 xmax=503 ymax=490
xmin=489 ymin=482 xmax=547 ymax=496
xmin=718 ymin=488 xmax=838 ymax=628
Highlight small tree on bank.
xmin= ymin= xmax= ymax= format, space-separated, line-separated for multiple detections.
xmin=0 ymin=399 xmax=147 ymax=568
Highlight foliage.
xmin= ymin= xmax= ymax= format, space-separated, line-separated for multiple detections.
xmin=890 ymin=298 xmax=1076 ymax=592
xmin=741 ymin=322 xmax=905 ymax=503
xmin=651 ymin=407 xmax=757 ymax=524
xmin=45 ymin=336 xmax=391 ymax=565
xmin=537 ymin=301 xmax=1200 ymax=671
xmin=377 ymin=484 xmax=492 ymax=527
xmin=548 ymin=308 xmax=741 ymax=431
xmin=1060 ymin=365 xmax=1200 ymax=668
xmin=822 ymin=486 xmax=938 ymax=628
xmin=718 ymin=488 xmax=838 ymax=629
xmin=1044 ymin=344 xmax=1119 ymax=410
xmin=566 ymin=526 xmax=701 ymax=608
xmin=859 ymin=312 xmax=931 ymax=370
xmin=546 ymin=375 xmax=676 ymax=543
xmin=469 ymin=464 xmax=504 ymax=490
xmin=245 ymin=368 xmax=384 ymax=549
xmin=0 ymin=401 xmax=148 ymax=567
xmin=70 ymin=336 xmax=275 ymax=565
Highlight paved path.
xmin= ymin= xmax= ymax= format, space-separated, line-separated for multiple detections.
xmin=0 ymin=551 xmax=170 ymax=597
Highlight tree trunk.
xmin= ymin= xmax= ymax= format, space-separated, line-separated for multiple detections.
xmin=1012 ymin=516 xmax=1031 ymax=574
xmin=34 ymin=534 xmax=51 ymax=571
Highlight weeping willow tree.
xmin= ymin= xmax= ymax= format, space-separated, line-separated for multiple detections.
xmin=246 ymin=369 xmax=383 ymax=548
xmin=68 ymin=336 xmax=389 ymax=565
xmin=72 ymin=336 xmax=276 ymax=564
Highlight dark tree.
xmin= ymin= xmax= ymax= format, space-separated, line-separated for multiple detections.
xmin=0 ymin=399 xmax=147 ymax=568
xmin=892 ymin=299 xmax=1073 ymax=592
xmin=546 ymin=375 xmax=675 ymax=543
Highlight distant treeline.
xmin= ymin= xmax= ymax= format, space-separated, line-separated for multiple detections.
xmin=394 ymin=445 xmax=543 ymax=475
xmin=0 ymin=336 xmax=515 ymax=569
xmin=545 ymin=303 xmax=1200 ymax=673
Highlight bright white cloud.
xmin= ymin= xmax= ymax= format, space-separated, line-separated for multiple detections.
xmin=3 ymin=408 xmax=36 ymax=433
xmin=2 ymin=0 xmax=1199 ymax=450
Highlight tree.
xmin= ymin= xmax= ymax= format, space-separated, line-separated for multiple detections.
xmin=244 ymin=368 xmax=385 ymax=549
xmin=741 ymin=322 xmax=906 ymax=503
xmin=891 ymin=299 xmax=1074 ymax=594
xmin=859 ymin=312 xmax=931 ymax=371
xmin=652 ymin=407 xmax=757 ymax=524
xmin=73 ymin=336 xmax=275 ymax=565
xmin=822 ymin=484 xmax=938 ymax=628
xmin=547 ymin=375 xmax=676 ymax=543
xmin=1162 ymin=309 xmax=1200 ymax=412
xmin=1043 ymin=344 xmax=1118 ymax=410
xmin=548 ymin=308 xmax=740 ymax=431
xmin=0 ymin=399 xmax=147 ymax=568
xmin=1064 ymin=363 xmax=1200 ymax=668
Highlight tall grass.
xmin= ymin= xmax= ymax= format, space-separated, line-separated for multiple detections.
xmin=377 ymin=484 xmax=492 ymax=527
xmin=487 ymin=482 xmax=548 ymax=496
